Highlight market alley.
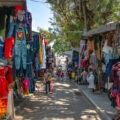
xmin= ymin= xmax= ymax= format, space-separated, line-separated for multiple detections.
xmin=14 ymin=78 xmax=106 ymax=120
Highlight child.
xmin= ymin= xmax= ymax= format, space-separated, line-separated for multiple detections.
xmin=61 ymin=72 xmax=64 ymax=81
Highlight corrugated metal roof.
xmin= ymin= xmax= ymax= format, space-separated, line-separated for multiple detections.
xmin=83 ymin=22 xmax=119 ymax=37
xmin=0 ymin=0 xmax=26 ymax=7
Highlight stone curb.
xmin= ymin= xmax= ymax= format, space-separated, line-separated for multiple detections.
xmin=71 ymin=81 xmax=111 ymax=120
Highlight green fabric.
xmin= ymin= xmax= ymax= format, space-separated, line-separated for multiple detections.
xmin=0 ymin=19 xmax=6 ymax=39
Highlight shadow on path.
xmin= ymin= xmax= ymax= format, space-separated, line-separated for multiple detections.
xmin=14 ymin=79 xmax=105 ymax=120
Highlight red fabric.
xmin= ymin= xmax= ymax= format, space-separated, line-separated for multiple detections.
xmin=0 ymin=67 xmax=9 ymax=98
xmin=6 ymin=67 xmax=13 ymax=84
xmin=116 ymin=94 xmax=120 ymax=108
xmin=44 ymin=41 xmax=48 ymax=45
xmin=111 ymin=62 xmax=120 ymax=87
xmin=80 ymin=59 xmax=88 ymax=69
xmin=15 ymin=5 xmax=23 ymax=18
xmin=4 ymin=37 xmax=15 ymax=58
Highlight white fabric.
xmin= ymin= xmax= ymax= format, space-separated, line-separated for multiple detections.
xmin=41 ymin=39 xmax=46 ymax=69
xmin=87 ymin=72 xmax=95 ymax=89
xmin=102 ymin=40 xmax=113 ymax=54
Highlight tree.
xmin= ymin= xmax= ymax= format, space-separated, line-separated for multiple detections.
xmin=38 ymin=28 xmax=56 ymax=43
xmin=53 ymin=39 xmax=70 ymax=56
xmin=46 ymin=0 xmax=120 ymax=55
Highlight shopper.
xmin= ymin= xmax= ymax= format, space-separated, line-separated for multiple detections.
xmin=44 ymin=69 xmax=52 ymax=94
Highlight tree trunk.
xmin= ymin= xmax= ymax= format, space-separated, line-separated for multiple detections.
xmin=82 ymin=0 xmax=87 ymax=32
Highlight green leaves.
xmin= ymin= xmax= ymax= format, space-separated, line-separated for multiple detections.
xmin=53 ymin=39 xmax=70 ymax=56
xmin=45 ymin=0 xmax=120 ymax=55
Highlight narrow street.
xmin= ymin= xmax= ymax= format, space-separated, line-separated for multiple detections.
xmin=14 ymin=78 xmax=106 ymax=120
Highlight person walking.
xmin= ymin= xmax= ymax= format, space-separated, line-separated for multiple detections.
xmin=44 ymin=69 xmax=52 ymax=94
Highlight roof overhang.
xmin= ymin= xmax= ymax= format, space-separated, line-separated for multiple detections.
xmin=83 ymin=22 xmax=119 ymax=37
xmin=0 ymin=0 xmax=26 ymax=7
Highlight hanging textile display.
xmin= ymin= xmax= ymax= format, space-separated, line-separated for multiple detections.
xmin=41 ymin=39 xmax=46 ymax=69
xmin=39 ymin=34 xmax=42 ymax=65
xmin=15 ymin=10 xmax=27 ymax=70
xmin=86 ymin=40 xmax=95 ymax=59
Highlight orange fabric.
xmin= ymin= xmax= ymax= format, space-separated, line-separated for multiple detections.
xmin=95 ymin=43 xmax=101 ymax=60
xmin=116 ymin=94 xmax=120 ymax=108
xmin=0 ymin=98 xmax=8 ymax=114
xmin=86 ymin=40 xmax=95 ymax=58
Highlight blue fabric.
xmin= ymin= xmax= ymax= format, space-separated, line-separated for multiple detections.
xmin=33 ymin=35 xmax=39 ymax=52
xmin=106 ymin=59 xmax=119 ymax=77
xmin=29 ymin=78 xmax=35 ymax=93
xmin=15 ymin=23 xmax=27 ymax=70
xmin=27 ymin=48 xmax=34 ymax=77
xmin=0 ymin=37 xmax=4 ymax=58
xmin=104 ymin=52 xmax=112 ymax=65
xmin=35 ymin=53 xmax=40 ymax=70
xmin=7 ymin=19 xmax=14 ymax=38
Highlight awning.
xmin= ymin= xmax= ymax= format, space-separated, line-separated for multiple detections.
xmin=0 ymin=0 xmax=26 ymax=7
xmin=83 ymin=22 xmax=119 ymax=37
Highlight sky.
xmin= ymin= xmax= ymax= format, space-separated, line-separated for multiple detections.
xmin=27 ymin=0 xmax=53 ymax=32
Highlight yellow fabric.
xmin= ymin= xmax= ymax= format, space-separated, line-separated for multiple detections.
xmin=39 ymin=35 xmax=42 ymax=64
xmin=71 ymin=72 xmax=75 ymax=78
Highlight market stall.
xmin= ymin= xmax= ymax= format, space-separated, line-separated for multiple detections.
xmin=0 ymin=1 xmax=39 ymax=119
xmin=82 ymin=22 xmax=120 ymax=113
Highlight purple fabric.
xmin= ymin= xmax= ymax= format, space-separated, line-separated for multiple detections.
xmin=111 ymin=62 xmax=120 ymax=87
xmin=25 ymin=4 xmax=30 ymax=25
xmin=25 ymin=11 xmax=29 ymax=25
xmin=80 ymin=40 xmax=85 ymax=58
xmin=117 ymin=71 xmax=120 ymax=77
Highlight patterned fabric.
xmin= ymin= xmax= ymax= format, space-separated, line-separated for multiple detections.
xmin=15 ymin=23 xmax=27 ymax=70
xmin=39 ymin=35 xmax=42 ymax=64
xmin=0 ymin=37 xmax=4 ymax=58
xmin=86 ymin=40 xmax=95 ymax=58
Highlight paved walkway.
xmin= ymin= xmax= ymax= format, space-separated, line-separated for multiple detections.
xmin=14 ymin=79 xmax=106 ymax=120
xmin=79 ymin=85 xmax=116 ymax=119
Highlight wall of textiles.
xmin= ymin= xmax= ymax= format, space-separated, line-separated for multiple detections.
xmin=79 ymin=23 xmax=120 ymax=109
xmin=32 ymin=32 xmax=48 ymax=77
xmin=46 ymin=46 xmax=55 ymax=73
xmin=0 ymin=3 xmax=37 ymax=118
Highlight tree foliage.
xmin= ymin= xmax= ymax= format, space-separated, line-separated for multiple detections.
xmin=45 ymin=0 xmax=120 ymax=55
xmin=39 ymin=28 xmax=56 ymax=43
